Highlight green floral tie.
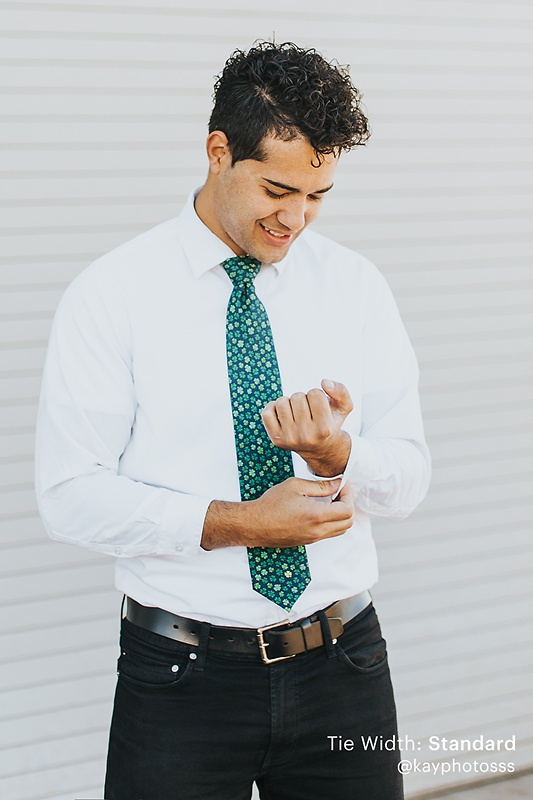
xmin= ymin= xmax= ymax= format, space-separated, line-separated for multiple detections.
xmin=222 ymin=255 xmax=311 ymax=611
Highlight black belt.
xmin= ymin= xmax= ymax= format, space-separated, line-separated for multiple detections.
xmin=126 ymin=591 xmax=372 ymax=664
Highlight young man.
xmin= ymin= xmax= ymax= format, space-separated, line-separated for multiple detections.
xmin=35 ymin=42 xmax=430 ymax=799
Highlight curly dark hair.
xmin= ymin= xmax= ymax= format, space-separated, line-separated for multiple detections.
xmin=208 ymin=41 xmax=370 ymax=165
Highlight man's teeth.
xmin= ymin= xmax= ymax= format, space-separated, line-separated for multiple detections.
xmin=265 ymin=227 xmax=288 ymax=238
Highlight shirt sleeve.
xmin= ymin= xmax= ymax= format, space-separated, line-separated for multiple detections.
xmin=343 ymin=266 xmax=431 ymax=518
xmin=35 ymin=267 xmax=212 ymax=558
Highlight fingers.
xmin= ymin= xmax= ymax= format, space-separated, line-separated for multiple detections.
xmin=261 ymin=400 xmax=283 ymax=442
xmin=336 ymin=481 xmax=354 ymax=504
xmin=321 ymin=379 xmax=354 ymax=415
xmin=305 ymin=389 xmax=335 ymax=439
xmin=262 ymin=383 xmax=352 ymax=448
xmin=316 ymin=519 xmax=353 ymax=540
xmin=333 ymin=481 xmax=355 ymax=515
xmin=261 ymin=393 xmax=314 ymax=448
xmin=285 ymin=391 xmax=311 ymax=423
xmin=292 ymin=477 xmax=354 ymax=524
xmin=256 ymin=477 xmax=354 ymax=547
xmin=296 ymin=477 xmax=342 ymax=497
xmin=308 ymin=487 xmax=355 ymax=539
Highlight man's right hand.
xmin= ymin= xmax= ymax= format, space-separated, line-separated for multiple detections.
xmin=201 ymin=477 xmax=354 ymax=551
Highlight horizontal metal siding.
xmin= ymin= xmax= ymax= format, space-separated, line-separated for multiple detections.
xmin=1 ymin=2 xmax=532 ymax=797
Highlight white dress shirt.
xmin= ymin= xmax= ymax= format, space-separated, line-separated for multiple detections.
xmin=35 ymin=190 xmax=430 ymax=627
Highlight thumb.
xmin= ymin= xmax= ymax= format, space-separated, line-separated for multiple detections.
xmin=301 ymin=478 xmax=342 ymax=498
xmin=321 ymin=379 xmax=353 ymax=414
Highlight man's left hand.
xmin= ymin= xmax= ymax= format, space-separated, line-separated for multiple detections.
xmin=261 ymin=379 xmax=353 ymax=477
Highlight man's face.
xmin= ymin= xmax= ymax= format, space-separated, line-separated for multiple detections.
xmin=206 ymin=134 xmax=338 ymax=263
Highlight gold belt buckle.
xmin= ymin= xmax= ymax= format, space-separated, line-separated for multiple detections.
xmin=256 ymin=619 xmax=297 ymax=664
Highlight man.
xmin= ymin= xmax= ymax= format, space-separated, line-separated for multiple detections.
xmin=35 ymin=42 xmax=430 ymax=799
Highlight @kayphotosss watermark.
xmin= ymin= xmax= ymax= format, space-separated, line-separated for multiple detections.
xmin=397 ymin=758 xmax=515 ymax=777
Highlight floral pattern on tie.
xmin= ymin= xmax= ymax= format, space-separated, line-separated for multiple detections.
xmin=223 ymin=255 xmax=311 ymax=611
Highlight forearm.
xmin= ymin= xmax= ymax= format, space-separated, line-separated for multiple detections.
xmin=201 ymin=499 xmax=257 ymax=550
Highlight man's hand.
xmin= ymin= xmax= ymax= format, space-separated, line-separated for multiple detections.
xmin=201 ymin=477 xmax=355 ymax=551
xmin=261 ymin=379 xmax=353 ymax=477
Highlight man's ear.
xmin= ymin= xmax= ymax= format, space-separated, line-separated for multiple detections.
xmin=205 ymin=130 xmax=231 ymax=173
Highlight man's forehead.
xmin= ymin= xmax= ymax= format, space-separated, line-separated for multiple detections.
xmin=259 ymin=133 xmax=337 ymax=160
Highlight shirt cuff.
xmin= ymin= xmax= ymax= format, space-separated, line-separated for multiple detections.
xmin=157 ymin=490 xmax=213 ymax=557
xmin=306 ymin=433 xmax=353 ymax=499
xmin=343 ymin=434 xmax=388 ymax=488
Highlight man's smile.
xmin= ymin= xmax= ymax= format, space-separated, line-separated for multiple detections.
xmin=259 ymin=222 xmax=294 ymax=245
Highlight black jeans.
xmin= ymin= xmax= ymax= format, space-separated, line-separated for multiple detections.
xmin=104 ymin=603 xmax=403 ymax=800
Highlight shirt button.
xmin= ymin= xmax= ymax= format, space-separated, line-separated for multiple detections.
xmin=171 ymin=664 xmax=179 ymax=673
xmin=175 ymin=544 xmax=184 ymax=553
xmin=114 ymin=549 xmax=121 ymax=556
xmin=189 ymin=653 xmax=197 ymax=661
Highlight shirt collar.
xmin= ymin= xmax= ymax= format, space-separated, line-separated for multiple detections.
xmin=177 ymin=188 xmax=289 ymax=278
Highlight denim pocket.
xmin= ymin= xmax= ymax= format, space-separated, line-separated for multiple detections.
xmin=335 ymin=606 xmax=389 ymax=674
xmin=117 ymin=648 xmax=195 ymax=689
xmin=117 ymin=618 xmax=196 ymax=690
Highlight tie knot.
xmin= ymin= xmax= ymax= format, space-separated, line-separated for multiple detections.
xmin=222 ymin=255 xmax=262 ymax=287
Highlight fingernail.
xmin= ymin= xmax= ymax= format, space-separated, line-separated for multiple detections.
xmin=323 ymin=379 xmax=335 ymax=391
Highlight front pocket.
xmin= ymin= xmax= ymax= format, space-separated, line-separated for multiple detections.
xmin=334 ymin=610 xmax=389 ymax=674
xmin=117 ymin=648 xmax=194 ymax=690
xmin=335 ymin=638 xmax=388 ymax=674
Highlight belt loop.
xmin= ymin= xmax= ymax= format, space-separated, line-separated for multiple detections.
xmin=193 ymin=621 xmax=211 ymax=671
xmin=317 ymin=609 xmax=337 ymax=659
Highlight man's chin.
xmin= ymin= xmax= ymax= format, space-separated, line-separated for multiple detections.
xmin=262 ymin=251 xmax=289 ymax=265
xmin=247 ymin=241 xmax=293 ymax=265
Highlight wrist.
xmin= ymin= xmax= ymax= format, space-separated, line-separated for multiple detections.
xmin=201 ymin=498 xmax=259 ymax=550
xmin=300 ymin=430 xmax=351 ymax=478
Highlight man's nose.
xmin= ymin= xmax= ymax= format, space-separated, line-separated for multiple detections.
xmin=276 ymin=197 xmax=308 ymax=232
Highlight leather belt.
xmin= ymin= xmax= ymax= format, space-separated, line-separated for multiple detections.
xmin=126 ymin=591 xmax=372 ymax=664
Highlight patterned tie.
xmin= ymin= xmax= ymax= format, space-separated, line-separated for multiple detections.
xmin=222 ymin=255 xmax=311 ymax=611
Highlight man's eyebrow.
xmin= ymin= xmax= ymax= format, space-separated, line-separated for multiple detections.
xmin=262 ymin=178 xmax=334 ymax=194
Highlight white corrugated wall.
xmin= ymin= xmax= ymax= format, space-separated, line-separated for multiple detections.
xmin=1 ymin=2 xmax=532 ymax=798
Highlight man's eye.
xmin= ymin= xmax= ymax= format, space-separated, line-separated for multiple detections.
xmin=265 ymin=189 xmax=284 ymax=198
